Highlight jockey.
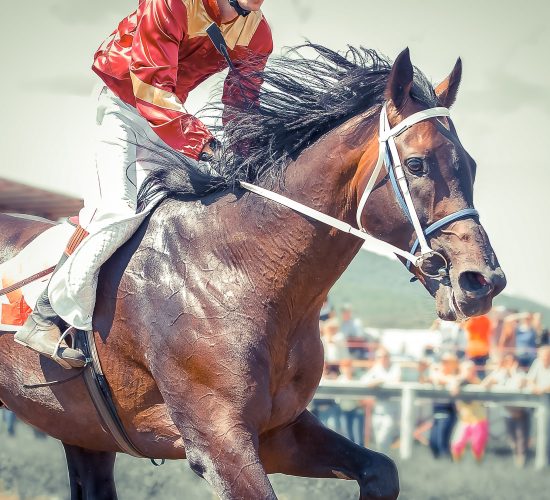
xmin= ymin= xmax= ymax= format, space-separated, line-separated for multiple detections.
xmin=15 ymin=0 xmax=272 ymax=369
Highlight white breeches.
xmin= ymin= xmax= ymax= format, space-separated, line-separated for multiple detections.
xmin=79 ymin=87 xmax=168 ymax=232
xmin=48 ymin=87 xmax=173 ymax=329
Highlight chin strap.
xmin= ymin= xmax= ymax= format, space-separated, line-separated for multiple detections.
xmin=229 ymin=0 xmax=251 ymax=17
xmin=206 ymin=23 xmax=235 ymax=71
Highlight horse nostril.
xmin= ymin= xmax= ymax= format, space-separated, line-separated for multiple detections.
xmin=474 ymin=273 xmax=489 ymax=287
xmin=458 ymin=271 xmax=493 ymax=295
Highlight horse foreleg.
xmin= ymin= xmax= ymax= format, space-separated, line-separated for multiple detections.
xmin=259 ymin=410 xmax=399 ymax=500
xmin=156 ymin=352 xmax=277 ymax=499
xmin=62 ymin=443 xmax=118 ymax=500
xmin=178 ymin=418 xmax=276 ymax=500
xmin=162 ymin=389 xmax=275 ymax=499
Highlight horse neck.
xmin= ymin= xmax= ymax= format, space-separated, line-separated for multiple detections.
xmin=237 ymin=114 xmax=378 ymax=311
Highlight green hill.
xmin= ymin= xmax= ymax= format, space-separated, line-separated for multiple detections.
xmin=329 ymin=250 xmax=550 ymax=329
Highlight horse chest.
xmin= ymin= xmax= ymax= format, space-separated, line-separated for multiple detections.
xmin=268 ymin=334 xmax=324 ymax=428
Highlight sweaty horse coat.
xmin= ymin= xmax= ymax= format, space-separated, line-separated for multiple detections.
xmin=0 ymin=44 xmax=505 ymax=500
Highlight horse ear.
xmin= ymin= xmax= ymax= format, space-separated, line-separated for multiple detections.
xmin=385 ymin=48 xmax=414 ymax=110
xmin=435 ymin=58 xmax=462 ymax=108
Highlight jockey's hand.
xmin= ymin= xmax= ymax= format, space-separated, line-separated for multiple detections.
xmin=198 ymin=139 xmax=223 ymax=176
xmin=200 ymin=144 xmax=214 ymax=160
xmin=198 ymin=139 xmax=222 ymax=162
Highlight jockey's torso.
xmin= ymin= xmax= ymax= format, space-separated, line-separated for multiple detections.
xmin=92 ymin=0 xmax=273 ymax=158
xmin=9 ymin=0 xmax=274 ymax=372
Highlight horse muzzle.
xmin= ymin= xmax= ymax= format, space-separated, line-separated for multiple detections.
xmin=433 ymin=265 xmax=506 ymax=321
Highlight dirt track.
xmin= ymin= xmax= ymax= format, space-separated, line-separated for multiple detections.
xmin=1 ymin=422 xmax=550 ymax=500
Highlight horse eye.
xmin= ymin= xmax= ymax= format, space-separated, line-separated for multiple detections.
xmin=405 ymin=157 xmax=425 ymax=174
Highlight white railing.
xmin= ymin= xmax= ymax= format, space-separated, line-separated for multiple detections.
xmin=315 ymin=381 xmax=550 ymax=469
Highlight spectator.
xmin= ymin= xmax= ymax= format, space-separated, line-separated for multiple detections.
xmin=483 ymin=353 xmax=527 ymax=390
xmin=422 ymin=345 xmax=437 ymax=365
xmin=432 ymin=319 xmax=467 ymax=359
xmin=428 ymin=352 xmax=460 ymax=459
xmin=451 ymin=361 xmax=489 ymax=462
xmin=527 ymin=346 xmax=550 ymax=464
xmin=540 ymin=327 xmax=550 ymax=347
xmin=483 ymin=353 xmax=530 ymax=467
xmin=531 ymin=312 xmax=543 ymax=342
xmin=490 ymin=306 xmax=510 ymax=350
xmin=321 ymin=318 xmax=350 ymax=364
xmin=360 ymin=347 xmax=401 ymax=452
xmin=336 ymin=359 xmax=365 ymax=445
xmin=417 ymin=358 xmax=431 ymax=383
xmin=464 ymin=315 xmax=492 ymax=378
xmin=340 ymin=304 xmax=363 ymax=339
xmin=312 ymin=364 xmax=342 ymax=433
xmin=340 ymin=304 xmax=367 ymax=359
xmin=498 ymin=312 xmax=538 ymax=369
xmin=527 ymin=345 xmax=550 ymax=394
xmin=1 ymin=409 xmax=17 ymax=436
xmin=498 ymin=312 xmax=519 ymax=356
xmin=515 ymin=314 xmax=538 ymax=369
xmin=320 ymin=297 xmax=335 ymax=322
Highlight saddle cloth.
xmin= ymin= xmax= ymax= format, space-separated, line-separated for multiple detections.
xmin=0 ymin=223 xmax=74 ymax=331
xmin=0 ymin=196 xmax=162 ymax=332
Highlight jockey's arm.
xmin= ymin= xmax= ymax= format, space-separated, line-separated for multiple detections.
xmin=221 ymin=28 xmax=273 ymax=127
xmin=129 ymin=0 xmax=214 ymax=160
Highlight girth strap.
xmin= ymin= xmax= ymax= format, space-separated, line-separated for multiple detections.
xmin=76 ymin=330 xmax=147 ymax=458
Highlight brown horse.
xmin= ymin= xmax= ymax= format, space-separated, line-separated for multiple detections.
xmin=0 ymin=45 xmax=505 ymax=499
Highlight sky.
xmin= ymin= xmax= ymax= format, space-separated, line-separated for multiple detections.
xmin=0 ymin=0 xmax=548 ymax=306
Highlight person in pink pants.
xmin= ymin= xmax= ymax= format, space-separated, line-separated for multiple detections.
xmin=451 ymin=361 xmax=489 ymax=461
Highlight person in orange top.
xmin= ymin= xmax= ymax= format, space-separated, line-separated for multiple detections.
xmin=464 ymin=315 xmax=493 ymax=377
xmin=15 ymin=0 xmax=273 ymax=369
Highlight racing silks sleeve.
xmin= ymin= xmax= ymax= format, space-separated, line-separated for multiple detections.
xmin=129 ymin=0 xmax=214 ymax=160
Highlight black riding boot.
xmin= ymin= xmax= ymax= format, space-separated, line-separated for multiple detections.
xmin=14 ymin=247 xmax=87 ymax=369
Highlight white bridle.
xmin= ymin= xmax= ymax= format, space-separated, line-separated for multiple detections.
xmin=240 ymin=102 xmax=478 ymax=278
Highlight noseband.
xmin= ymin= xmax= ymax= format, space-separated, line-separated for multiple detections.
xmin=240 ymin=103 xmax=478 ymax=279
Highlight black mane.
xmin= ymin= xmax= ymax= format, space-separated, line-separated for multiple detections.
xmin=137 ymin=43 xmax=437 ymax=207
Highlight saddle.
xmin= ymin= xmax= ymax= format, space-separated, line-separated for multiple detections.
xmin=0 ymin=222 xmax=75 ymax=330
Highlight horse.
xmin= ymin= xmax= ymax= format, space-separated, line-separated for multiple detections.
xmin=0 ymin=44 xmax=506 ymax=499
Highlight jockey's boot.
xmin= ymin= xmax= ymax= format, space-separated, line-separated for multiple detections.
xmin=14 ymin=226 xmax=89 ymax=370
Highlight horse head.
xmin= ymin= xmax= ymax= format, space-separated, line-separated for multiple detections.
xmin=354 ymin=48 xmax=506 ymax=320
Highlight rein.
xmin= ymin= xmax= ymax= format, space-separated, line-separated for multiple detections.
xmin=240 ymin=103 xmax=479 ymax=279
xmin=0 ymin=266 xmax=56 ymax=297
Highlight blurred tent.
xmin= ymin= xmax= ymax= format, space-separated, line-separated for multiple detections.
xmin=0 ymin=178 xmax=82 ymax=221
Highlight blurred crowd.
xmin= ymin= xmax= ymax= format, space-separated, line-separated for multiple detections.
xmin=312 ymin=299 xmax=550 ymax=468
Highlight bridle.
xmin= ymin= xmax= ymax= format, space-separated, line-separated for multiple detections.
xmin=240 ymin=103 xmax=479 ymax=280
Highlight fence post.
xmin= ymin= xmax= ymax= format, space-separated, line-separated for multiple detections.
xmin=535 ymin=394 xmax=549 ymax=470
xmin=400 ymin=385 xmax=416 ymax=460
